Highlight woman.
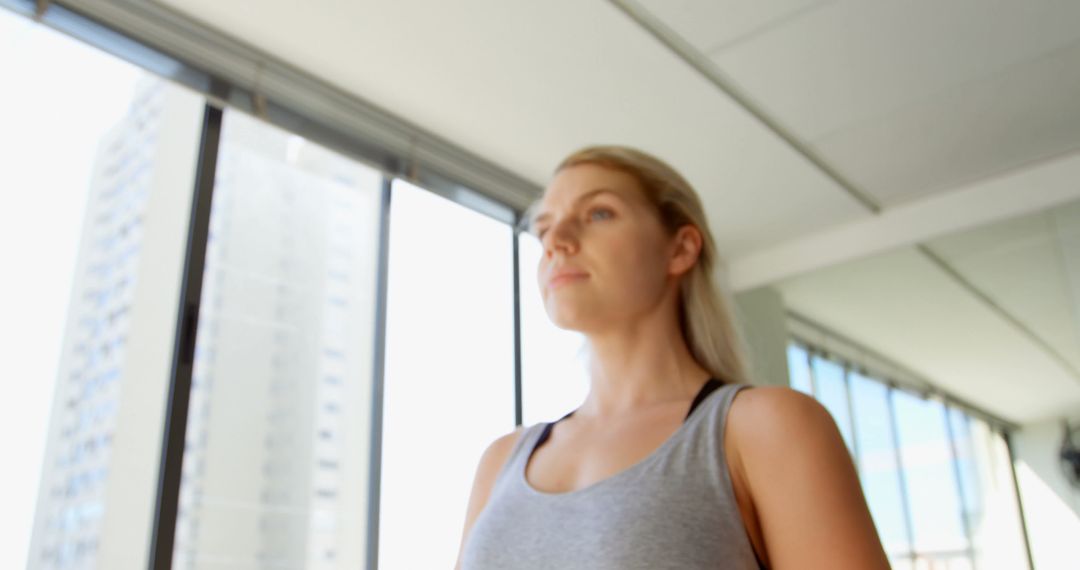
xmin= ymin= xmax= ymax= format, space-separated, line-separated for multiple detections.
xmin=454 ymin=146 xmax=889 ymax=569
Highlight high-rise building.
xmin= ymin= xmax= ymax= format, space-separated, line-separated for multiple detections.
xmin=169 ymin=112 xmax=380 ymax=569
xmin=28 ymin=76 xmax=203 ymax=569
xmin=29 ymin=77 xmax=378 ymax=569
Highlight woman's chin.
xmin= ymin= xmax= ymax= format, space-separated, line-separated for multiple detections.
xmin=546 ymin=305 xmax=600 ymax=333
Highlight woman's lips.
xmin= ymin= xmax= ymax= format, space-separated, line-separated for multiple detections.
xmin=549 ymin=273 xmax=588 ymax=288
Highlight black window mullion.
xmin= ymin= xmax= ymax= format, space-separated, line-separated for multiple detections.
xmin=512 ymin=227 xmax=523 ymax=428
xmin=1005 ymin=432 xmax=1037 ymax=570
xmin=365 ymin=174 xmax=394 ymax=570
xmin=149 ymin=102 xmax=222 ymax=570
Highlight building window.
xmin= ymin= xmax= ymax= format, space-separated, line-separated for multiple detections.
xmin=786 ymin=341 xmax=1028 ymax=569
xmin=2 ymin=8 xmax=204 ymax=569
xmin=174 ymin=110 xmax=383 ymax=569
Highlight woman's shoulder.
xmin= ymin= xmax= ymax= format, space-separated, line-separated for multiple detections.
xmin=726 ymin=385 xmax=837 ymax=452
xmin=724 ymin=385 xmax=892 ymax=567
xmin=464 ymin=425 xmax=533 ymax=515
xmin=483 ymin=424 xmax=530 ymax=462
xmin=728 ymin=383 xmax=827 ymax=422
xmin=478 ymin=421 xmax=549 ymax=471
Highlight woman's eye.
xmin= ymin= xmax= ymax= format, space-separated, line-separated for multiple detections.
xmin=535 ymin=209 xmax=610 ymax=240
xmin=589 ymin=208 xmax=613 ymax=221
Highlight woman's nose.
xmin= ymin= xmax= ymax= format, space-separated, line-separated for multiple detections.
xmin=543 ymin=219 xmax=579 ymax=257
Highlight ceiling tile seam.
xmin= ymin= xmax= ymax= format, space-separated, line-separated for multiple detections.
xmin=612 ymin=0 xmax=1080 ymax=391
xmin=702 ymin=0 xmax=836 ymax=56
xmin=880 ymin=143 xmax=1080 ymax=211
xmin=607 ymin=0 xmax=881 ymax=215
xmin=805 ymin=34 xmax=1080 ymax=146
xmin=917 ymin=243 xmax=1080 ymax=389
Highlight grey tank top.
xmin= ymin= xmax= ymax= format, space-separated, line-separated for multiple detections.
xmin=459 ymin=381 xmax=765 ymax=570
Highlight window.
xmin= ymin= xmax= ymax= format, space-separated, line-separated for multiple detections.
xmin=1 ymin=9 xmax=205 ymax=569
xmin=892 ymin=390 xmax=969 ymax=563
xmin=518 ymin=233 xmax=590 ymax=425
xmin=378 ymin=180 xmax=516 ymax=569
xmin=173 ymin=110 xmax=383 ymax=570
xmin=850 ymin=372 xmax=911 ymax=557
xmin=4 ymin=5 xmax=541 ymax=570
xmin=786 ymin=343 xmax=814 ymax=395
xmin=811 ymin=356 xmax=856 ymax=454
xmin=963 ymin=415 xmax=1029 ymax=569
xmin=786 ymin=342 xmax=1028 ymax=569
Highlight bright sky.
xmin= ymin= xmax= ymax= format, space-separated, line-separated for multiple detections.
xmin=0 ymin=10 xmax=139 ymax=569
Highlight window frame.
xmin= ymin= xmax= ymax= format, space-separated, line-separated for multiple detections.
xmin=786 ymin=337 xmax=1034 ymax=568
xmin=1 ymin=2 xmax=540 ymax=568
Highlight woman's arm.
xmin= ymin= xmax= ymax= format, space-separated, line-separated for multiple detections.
xmin=727 ymin=387 xmax=891 ymax=569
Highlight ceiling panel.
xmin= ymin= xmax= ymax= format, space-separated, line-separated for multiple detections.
xmin=706 ymin=0 xmax=1080 ymax=140
xmin=778 ymin=246 xmax=1080 ymax=424
xmin=811 ymin=40 xmax=1080 ymax=206
xmin=634 ymin=0 xmax=830 ymax=53
xmin=926 ymin=201 xmax=1080 ymax=374
xmin=154 ymin=0 xmax=869 ymax=258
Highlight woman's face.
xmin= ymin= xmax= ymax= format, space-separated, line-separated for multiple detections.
xmin=530 ymin=163 xmax=676 ymax=333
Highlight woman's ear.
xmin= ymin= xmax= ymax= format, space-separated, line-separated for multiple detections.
xmin=668 ymin=224 xmax=703 ymax=277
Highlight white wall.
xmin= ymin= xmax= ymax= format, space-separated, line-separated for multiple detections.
xmin=733 ymin=286 xmax=791 ymax=388
xmin=1012 ymin=411 xmax=1080 ymax=570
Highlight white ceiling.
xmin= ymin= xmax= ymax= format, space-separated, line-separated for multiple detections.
xmin=151 ymin=0 xmax=1080 ymax=424
xmin=643 ymin=0 xmax=1080 ymax=205
xmin=778 ymin=201 xmax=1080 ymax=423
xmin=154 ymin=0 xmax=868 ymax=258
xmin=930 ymin=203 xmax=1080 ymax=373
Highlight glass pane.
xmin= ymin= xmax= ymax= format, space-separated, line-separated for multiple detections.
xmin=969 ymin=424 xmax=1028 ymax=569
xmin=947 ymin=408 xmax=981 ymax=538
xmin=174 ymin=111 xmax=383 ymax=568
xmin=810 ymin=355 xmax=856 ymax=453
xmin=892 ymin=390 xmax=969 ymax=555
xmin=1 ymin=10 xmax=205 ymax=568
xmin=786 ymin=343 xmax=813 ymax=395
xmin=379 ymin=180 xmax=516 ymax=569
xmin=519 ymin=233 xmax=589 ymax=425
xmin=850 ymin=374 xmax=911 ymax=555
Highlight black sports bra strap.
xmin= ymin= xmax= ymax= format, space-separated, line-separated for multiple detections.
xmin=685 ymin=377 xmax=723 ymax=420
xmin=533 ymin=378 xmax=724 ymax=451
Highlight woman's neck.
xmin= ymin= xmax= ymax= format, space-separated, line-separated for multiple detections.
xmin=578 ymin=311 xmax=711 ymax=420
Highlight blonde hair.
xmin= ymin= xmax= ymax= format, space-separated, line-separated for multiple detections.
xmin=522 ymin=145 xmax=752 ymax=386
